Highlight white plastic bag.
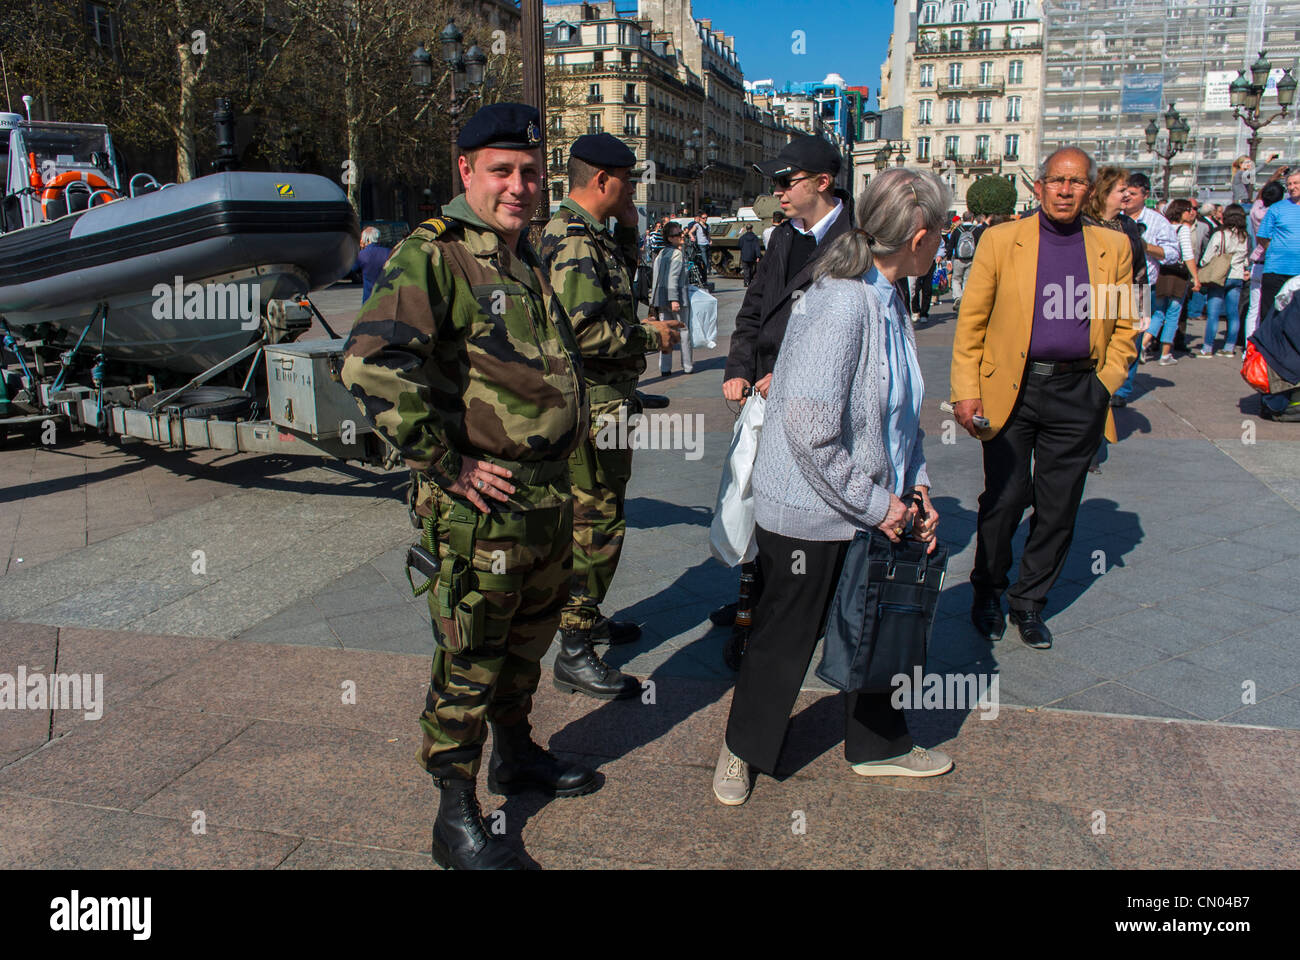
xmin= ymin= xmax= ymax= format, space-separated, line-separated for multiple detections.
xmin=709 ymin=392 xmax=765 ymax=567
xmin=688 ymin=285 xmax=718 ymax=349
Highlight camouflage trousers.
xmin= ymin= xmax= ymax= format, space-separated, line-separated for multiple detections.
xmin=415 ymin=475 xmax=573 ymax=783
xmin=559 ymin=393 xmax=635 ymax=632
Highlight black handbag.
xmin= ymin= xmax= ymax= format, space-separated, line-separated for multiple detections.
xmin=815 ymin=501 xmax=948 ymax=693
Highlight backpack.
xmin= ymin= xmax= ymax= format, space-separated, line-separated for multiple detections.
xmin=956 ymin=225 xmax=976 ymax=260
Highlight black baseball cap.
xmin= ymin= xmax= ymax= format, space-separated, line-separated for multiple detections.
xmin=755 ymin=135 xmax=842 ymax=178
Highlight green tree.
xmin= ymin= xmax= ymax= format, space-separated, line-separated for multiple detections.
xmin=966 ymin=174 xmax=1016 ymax=215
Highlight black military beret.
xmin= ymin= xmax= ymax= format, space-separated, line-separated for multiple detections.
xmin=570 ymin=133 xmax=637 ymax=170
xmin=456 ymin=102 xmax=542 ymax=150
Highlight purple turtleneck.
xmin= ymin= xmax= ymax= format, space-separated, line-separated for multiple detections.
xmin=1028 ymin=210 xmax=1091 ymax=360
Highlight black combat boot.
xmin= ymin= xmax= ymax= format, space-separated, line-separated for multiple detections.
xmin=431 ymin=779 xmax=524 ymax=870
xmin=486 ymin=721 xmax=598 ymax=798
xmin=553 ymin=627 xmax=641 ymax=700
xmin=588 ymin=612 xmax=642 ymax=645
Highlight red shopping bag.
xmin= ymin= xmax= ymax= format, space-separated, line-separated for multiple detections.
xmin=1241 ymin=342 xmax=1271 ymax=393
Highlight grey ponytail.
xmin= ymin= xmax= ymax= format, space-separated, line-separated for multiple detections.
xmin=814 ymin=167 xmax=953 ymax=281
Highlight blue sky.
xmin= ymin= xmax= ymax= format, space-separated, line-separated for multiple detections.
xmin=689 ymin=0 xmax=894 ymax=97
xmin=545 ymin=0 xmax=896 ymax=103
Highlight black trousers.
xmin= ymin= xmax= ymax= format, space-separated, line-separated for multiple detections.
xmin=742 ymin=260 xmax=756 ymax=286
xmin=971 ymin=366 xmax=1110 ymax=613
xmin=911 ymin=268 xmax=933 ymax=317
xmin=1262 ymin=272 xmax=1296 ymax=323
xmin=725 ymin=528 xmax=912 ymax=775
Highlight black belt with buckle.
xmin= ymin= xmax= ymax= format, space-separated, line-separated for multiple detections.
xmin=1027 ymin=358 xmax=1096 ymax=377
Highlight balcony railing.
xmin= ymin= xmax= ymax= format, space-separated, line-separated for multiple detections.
xmin=586 ymin=94 xmax=604 ymax=103
xmin=916 ymin=36 xmax=1042 ymax=56
xmin=937 ymin=77 xmax=1005 ymax=95
xmin=934 ymin=152 xmax=1002 ymax=168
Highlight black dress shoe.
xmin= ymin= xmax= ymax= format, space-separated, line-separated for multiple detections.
xmin=1009 ymin=608 xmax=1053 ymax=649
xmin=970 ymin=593 xmax=1005 ymax=641
xmin=588 ymin=614 xmax=641 ymax=645
xmin=636 ymin=391 xmax=670 ymax=409
xmin=486 ymin=722 xmax=597 ymax=798
xmin=708 ymin=601 xmax=738 ymax=627
xmin=431 ymin=780 xmax=524 ymax=870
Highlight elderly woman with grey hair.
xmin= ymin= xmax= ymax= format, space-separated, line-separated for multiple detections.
xmin=712 ymin=167 xmax=955 ymax=806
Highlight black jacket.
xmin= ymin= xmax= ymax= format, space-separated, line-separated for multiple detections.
xmin=1254 ymin=289 xmax=1300 ymax=384
xmin=738 ymin=230 xmax=762 ymax=262
xmin=724 ymin=192 xmax=853 ymax=382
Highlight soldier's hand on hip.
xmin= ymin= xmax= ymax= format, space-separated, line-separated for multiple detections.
xmin=449 ymin=458 xmax=516 ymax=513
xmin=722 ymin=378 xmax=751 ymax=402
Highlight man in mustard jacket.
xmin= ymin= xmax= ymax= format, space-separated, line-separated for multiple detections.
xmin=951 ymin=147 xmax=1137 ymax=650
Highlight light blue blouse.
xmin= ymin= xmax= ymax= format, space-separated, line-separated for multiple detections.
xmin=865 ymin=266 xmax=924 ymax=496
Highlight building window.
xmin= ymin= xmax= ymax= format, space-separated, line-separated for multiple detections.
xmin=975 ymin=134 xmax=990 ymax=159
xmin=1095 ymin=141 xmax=1110 ymax=161
xmin=87 ymin=2 xmax=116 ymax=50
xmin=1098 ymin=99 xmax=1114 ymax=116
xmin=1061 ymin=67 xmax=1076 ymax=88
xmin=1012 ymin=0 xmax=1027 ymax=17
xmin=978 ymin=1 xmax=993 ymax=21
xmin=976 ymin=99 xmax=992 ymax=123
xmin=551 ymin=147 xmax=562 ymax=168
xmin=945 ymin=135 xmax=960 ymax=159
xmin=979 ymin=61 xmax=994 ymax=84
xmin=550 ymin=113 xmax=564 ymax=133
xmin=618 ymin=23 xmax=628 ymax=45
xmin=1124 ymin=138 xmax=1140 ymax=160
xmin=919 ymin=64 xmax=935 ymax=87
xmin=551 ymin=181 xmax=564 ymax=201
xmin=588 ymin=113 xmax=603 ymax=133
xmin=946 ymin=99 xmax=962 ymax=123
xmin=1100 ymin=63 xmax=1116 ymax=85
xmin=1006 ymin=97 xmax=1022 ymax=121
xmin=588 ymin=83 xmax=602 ymax=102
xmin=1004 ymin=134 xmax=1020 ymax=158
xmin=917 ymin=136 xmax=931 ymax=160
xmin=918 ymin=99 xmax=933 ymax=124
xmin=921 ymin=3 xmax=938 ymax=24
xmin=948 ymin=62 xmax=962 ymax=85
xmin=1204 ymin=136 xmax=1218 ymax=159
xmin=624 ymin=113 xmax=639 ymax=135
xmin=1009 ymin=60 xmax=1024 ymax=83
xmin=975 ymin=28 xmax=991 ymax=49
xmin=555 ymin=23 xmax=572 ymax=42
xmin=625 ymin=83 xmax=637 ymax=103
xmin=948 ymin=29 xmax=963 ymax=50
xmin=953 ymin=2 xmax=967 ymax=21
xmin=596 ymin=23 xmax=607 ymax=44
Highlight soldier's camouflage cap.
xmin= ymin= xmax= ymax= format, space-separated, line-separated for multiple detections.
xmin=457 ymin=102 xmax=543 ymax=150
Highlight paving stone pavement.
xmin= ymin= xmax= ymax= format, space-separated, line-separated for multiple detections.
xmin=1 ymin=278 xmax=1298 ymax=868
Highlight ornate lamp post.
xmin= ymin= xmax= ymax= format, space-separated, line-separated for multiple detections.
xmin=874 ymin=142 xmax=892 ymax=172
xmin=1145 ymin=102 xmax=1188 ymax=201
xmin=1230 ymin=51 xmax=1297 ymax=164
xmin=411 ymin=20 xmax=487 ymax=197
xmin=684 ymin=128 xmax=718 ymax=213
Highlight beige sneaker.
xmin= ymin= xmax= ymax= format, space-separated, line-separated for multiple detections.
xmin=712 ymin=741 xmax=751 ymax=805
xmin=851 ymin=746 xmax=953 ymax=778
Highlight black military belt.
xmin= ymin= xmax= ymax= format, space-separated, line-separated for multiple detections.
xmin=1027 ymin=358 xmax=1096 ymax=377
xmin=477 ymin=455 xmax=568 ymax=485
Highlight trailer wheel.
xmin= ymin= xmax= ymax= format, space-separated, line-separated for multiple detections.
xmin=138 ymin=386 xmax=253 ymax=420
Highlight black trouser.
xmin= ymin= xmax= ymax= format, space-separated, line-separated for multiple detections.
xmin=725 ymin=528 xmax=912 ymax=775
xmin=742 ymin=260 xmax=756 ymax=285
xmin=911 ymin=267 xmax=933 ymax=317
xmin=1262 ymin=272 xmax=1296 ymax=324
xmin=971 ymin=363 xmax=1110 ymax=614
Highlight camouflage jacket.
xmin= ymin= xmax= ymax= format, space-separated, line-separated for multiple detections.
xmin=339 ymin=193 xmax=588 ymax=489
xmin=540 ymin=198 xmax=658 ymax=392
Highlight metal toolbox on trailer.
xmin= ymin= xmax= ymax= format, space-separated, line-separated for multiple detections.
xmin=264 ymin=338 xmax=370 ymax=439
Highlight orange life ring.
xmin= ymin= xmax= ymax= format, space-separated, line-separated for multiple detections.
xmin=40 ymin=171 xmax=117 ymax=219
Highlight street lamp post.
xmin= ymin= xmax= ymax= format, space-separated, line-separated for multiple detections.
xmin=1144 ymin=102 xmax=1189 ymax=201
xmin=1230 ymin=51 xmax=1297 ymax=164
xmin=411 ymin=20 xmax=487 ymax=198
xmin=684 ymin=129 xmax=717 ymax=213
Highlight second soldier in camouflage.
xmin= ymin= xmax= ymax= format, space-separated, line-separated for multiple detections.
xmin=540 ymin=132 xmax=681 ymax=700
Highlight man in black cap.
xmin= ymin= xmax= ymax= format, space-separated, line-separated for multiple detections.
xmin=539 ymin=132 xmax=682 ymax=700
xmin=712 ymin=134 xmax=852 ymax=654
xmin=340 ymin=102 xmax=597 ymax=871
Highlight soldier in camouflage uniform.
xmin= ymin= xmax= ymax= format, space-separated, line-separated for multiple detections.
xmin=540 ymin=133 xmax=682 ymax=700
xmin=339 ymin=104 xmax=596 ymax=871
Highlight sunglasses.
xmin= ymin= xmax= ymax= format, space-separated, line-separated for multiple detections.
xmin=774 ymin=173 xmax=816 ymax=192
